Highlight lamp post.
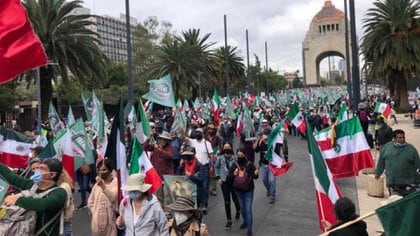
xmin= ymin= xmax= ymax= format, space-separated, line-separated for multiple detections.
xmin=363 ymin=62 xmax=373 ymax=101
xmin=125 ymin=0 xmax=133 ymax=103
xmin=36 ymin=68 xmax=41 ymax=129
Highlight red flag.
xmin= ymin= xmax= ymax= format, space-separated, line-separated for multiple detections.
xmin=0 ymin=0 xmax=47 ymax=84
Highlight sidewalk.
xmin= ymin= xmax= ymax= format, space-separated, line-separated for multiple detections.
xmin=356 ymin=114 xmax=419 ymax=235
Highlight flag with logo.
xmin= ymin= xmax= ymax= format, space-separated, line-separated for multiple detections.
xmin=48 ymin=102 xmax=64 ymax=138
xmin=97 ymin=101 xmax=108 ymax=160
xmin=129 ymin=138 xmax=162 ymax=194
xmin=307 ymin=121 xmax=341 ymax=231
xmin=142 ymin=74 xmax=175 ymax=108
xmin=286 ymin=103 xmax=306 ymax=134
xmin=0 ymin=127 xmax=32 ymax=169
xmin=0 ymin=177 xmax=9 ymax=203
xmin=313 ymin=117 xmax=374 ymax=178
xmin=0 ymin=0 xmax=47 ymax=84
xmin=69 ymin=118 xmax=95 ymax=170
xmin=265 ymin=120 xmax=293 ymax=176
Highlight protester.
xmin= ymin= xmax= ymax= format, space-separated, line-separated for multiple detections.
xmin=144 ymin=130 xmax=174 ymax=206
xmin=375 ymin=117 xmax=393 ymax=150
xmin=254 ymin=128 xmax=276 ymax=203
xmin=183 ymin=128 xmax=213 ymax=214
xmin=57 ymin=170 xmax=75 ymax=236
xmin=215 ymin=142 xmax=241 ymax=230
xmin=116 ymin=173 xmax=168 ymax=235
xmin=375 ymin=129 xmax=420 ymax=196
xmin=75 ymin=164 xmax=92 ymax=210
xmin=167 ymin=195 xmax=209 ymax=236
xmin=170 ymin=131 xmax=183 ymax=175
xmin=206 ymin=123 xmax=223 ymax=196
xmin=322 ymin=197 xmax=368 ymax=236
xmin=0 ymin=158 xmax=67 ymax=236
xmin=219 ymin=115 xmax=235 ymax=144
xmin=229 ymin=148 xmax=259 ymax=236
xmin=88 ymin=159 xmax=118 ymax=236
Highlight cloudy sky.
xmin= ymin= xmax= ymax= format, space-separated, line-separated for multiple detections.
xmin=81 ymin=0 xmax=375 ymax=75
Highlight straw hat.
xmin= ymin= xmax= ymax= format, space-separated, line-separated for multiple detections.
xmin=123 ymin=174 xmax=152 ymax=192
xmin=195 ymin=128 xmax=204 ymax=133
xmin=158 ymin=131 xmax=172 ymax=140
xmin=168 ymin=195 xmax=196 ymax=211
xmin=180 ymin=147 xmax=196 ymax=156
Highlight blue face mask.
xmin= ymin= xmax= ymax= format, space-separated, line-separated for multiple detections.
xmin=128 ymin=191 xmax=142 ymax=200
xmin=30 ymin=170 xmax=42 ymax=183
xmin=393 ymin=142 xmax=407 ymax=148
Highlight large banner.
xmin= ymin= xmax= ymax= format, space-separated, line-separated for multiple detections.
xmin=163 ymin=175 xmax=197 ymax=207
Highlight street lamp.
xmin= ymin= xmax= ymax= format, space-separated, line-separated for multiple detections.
xmin=363 ymin=61 xmax=373 ymax=101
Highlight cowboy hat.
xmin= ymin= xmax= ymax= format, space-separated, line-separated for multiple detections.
xmin=158 ymin=131 xmax=172 ymax=140
xmin=123 ymin=173 xmax=152 ymax=193
xmin=168 ymin=195 xmax=197 ymax=212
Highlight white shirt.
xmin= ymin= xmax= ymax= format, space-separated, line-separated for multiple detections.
xmin=189 ymin=139 xmax=213 ymax=165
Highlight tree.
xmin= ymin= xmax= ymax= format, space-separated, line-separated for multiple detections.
xmin=361 ymin=0 xmax=420 ymax=111
xmin=247 ymin=55 xmax=263 ymax=95
xmin=144 ymin=29 xmax=218 ymax=99
xmin=23 ymin=0 xmax=109 ymax=119
xmin=214 ymin=46 xmax=246 ymax=96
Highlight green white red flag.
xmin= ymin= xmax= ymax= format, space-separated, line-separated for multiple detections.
xmin=0 ymin=127 xmax=32 ymax=169
xmin=0 ymin=0 xmax=47 ymax=84
xmin=129 ymin=138 xmax=162 ymax=194
xmin=307 ymin=121 xmax=341 ymax=231
xmin=134 ymin=98 xmax=151 ymax=144
xmin=265 ymin=120 xmax=293 ymax=176
xmin=286 ymin=104 xmax=306 ymax=134
xmin=313 ymin=117 xmax=374 ymax=178
xmin=212 ymin=89 xmax=222 ymax=126
xmin=374 ymin=102 xmax=391 ymax=118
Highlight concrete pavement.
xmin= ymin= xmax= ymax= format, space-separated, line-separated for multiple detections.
xmin=356 ymin=114 xmax=420 ymax=235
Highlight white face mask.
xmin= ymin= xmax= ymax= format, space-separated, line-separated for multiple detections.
xmin=174 ymin=212 xmax=189 ymax=224
xmin=28 ymin=152 xmax=33 ymax=158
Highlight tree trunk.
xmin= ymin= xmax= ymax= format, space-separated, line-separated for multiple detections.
xmin=40 ymin=67 xmax=54 ymax=121
xmin=396 ymin=73 xmax=410 ymax=111
xmin=388 ymin=77 xmax=395 ymax=98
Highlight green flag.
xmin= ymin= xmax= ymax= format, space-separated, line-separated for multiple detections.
xmin=67 ymin=106 xmax=75 ymax=127
xmin=142 ymin=74 xmax=175 ymax=107
xmin=81 ymin=92 xmax=92 ymax=121
xmin=48 ymin=102 xmax=64 ymax=137
xmin=225 ymin=96 xmax=236 ymax=119
xmin=0 ymin=177 xmax=10 ymax=202
xmin=376 ymin=191 xmax=420 ymax=236
xmin=129 ymin=138 xmax=142 ymax=174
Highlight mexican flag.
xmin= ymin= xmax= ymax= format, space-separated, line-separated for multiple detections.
xmin=307 ymin=121 xmax=341 ymax=231
xmin=313 ymin=117 xmax=374 ymax=178
xmin=105 ymin=99 xmax=127 ymax=201
xmin=374 ymin=102 xmax=391 ymax=118
xmin=52 ymin=129 xmax=75 ymax=181
xmin=376 ymin=191 xmax=420 ymax=236
xmin=212 ymin=89 xmax=221 ymax=126
xmin=134 ymin=98 xmax=151 ymax=144
xmin=129 ymin=138 xmax=162 ymax=194
xmin=265 ymin=120 xmax=293 ymax=176
xmin=236 ymin=110 xmax=243 ymax=136
xmin=0 ymin=127 xmax=32 ymax=169
xmin=286 ymin=104 xmax=306 ymax=134
xmin=0 ymin=0 xmax=47 ymax=84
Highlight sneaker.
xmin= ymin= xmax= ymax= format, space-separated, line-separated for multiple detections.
xmin=201 ymin=207 xmax=207 ymax=215
xmin=76 ymin=203 xmax=87 ymax=211
xmin=210 ymin=190 xmax=217 ymax=196
xmin=269 ymin=197 xmax=275 ymax=204
xmin=224 ymin=221 xmax=233 ymax=230
xmin=240 ymin=222 xmax=247 ymax=229
xmin=235 ymin=211 xmax=240 ymax=220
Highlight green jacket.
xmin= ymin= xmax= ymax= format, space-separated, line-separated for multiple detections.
xmin=0 ymin=163 xmax=66 ymax=236
xmin=375 ymin=142 xmax=420 ymax=187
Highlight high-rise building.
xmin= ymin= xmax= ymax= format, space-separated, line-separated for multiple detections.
xmin=74 ymin=7 xmax=138 ymax=63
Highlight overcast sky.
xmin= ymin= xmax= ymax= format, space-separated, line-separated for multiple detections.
xmin=81 ymin=0 xmax=375 ymax=75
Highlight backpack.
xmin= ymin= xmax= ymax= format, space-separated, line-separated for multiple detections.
xmin=233 ymin=162 xmax=250 ymax=191
xmin=0 ymin=185 xmax=60 ymax=236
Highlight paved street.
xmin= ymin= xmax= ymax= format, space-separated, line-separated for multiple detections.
xmin=73 ymin=133 xmax=359 ymax=236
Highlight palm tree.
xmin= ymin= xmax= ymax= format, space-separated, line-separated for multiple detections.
xmin=145 ymin=29 xmax=218 ymax=99
xmin=23 ymin=0 xmax=108 ymax=119
xmin=361 ymin=0 xmax=420 ymax=110
xmin=214 ymin=46 xmax=246 ymax=96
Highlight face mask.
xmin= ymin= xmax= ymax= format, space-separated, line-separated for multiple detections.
xmin=28 ymin=152 xmax=33 ymax=158
xmin=99 ymin=171 xmax=110 ymax=180
xmin=393 ymin=142 xmax=407 ymax=148
xmin=237 ymin=158 xmax=247 ymax=165
xmin=30 ymin=170 xmax=42 ymax=183
xmin=174 ymin=212 xmax=189 ymax=224
xmin=128 ymin=191 xmax=142 ymax=200
xmin=185 ymin=155 xmax=194 ymax=161
xmin=195 ymin=134 xmax=203 ymax=140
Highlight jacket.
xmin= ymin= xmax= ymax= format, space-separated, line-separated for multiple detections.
xmin=119 ymin=194 xmax=169 ymax=236
xmin=214 ymin=154 xmax=236 ymax=182
xmin=228 ymin=161 xmax=259 ymax=192
xmin=328 ymin=220 xmax=368 ymax=236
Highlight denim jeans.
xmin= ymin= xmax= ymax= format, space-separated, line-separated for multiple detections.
xmin=235 ymin=190 xmax=254 ymax=233
xmin=63 ymin=221 xmax=73 ymax=236
xmin=76 ymin=169 xmax=91 ymax=204
xmin=198 ymin=163 xmax=210 ymax=208
xmin=261 ymin=164 xmax=276 ymax=198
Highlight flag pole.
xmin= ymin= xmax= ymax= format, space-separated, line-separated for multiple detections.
xmin=316 ymin=190 xmax=327 ymax=232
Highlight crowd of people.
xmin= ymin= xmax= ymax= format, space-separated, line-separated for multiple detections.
xmin=0 ymin=91 xmax=419 ymax=236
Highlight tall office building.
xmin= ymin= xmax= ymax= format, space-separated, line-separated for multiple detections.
xmin=74 ymin=7 xmax=138 ymax=63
